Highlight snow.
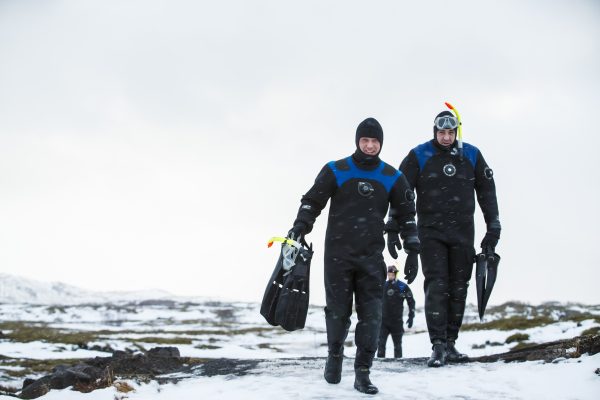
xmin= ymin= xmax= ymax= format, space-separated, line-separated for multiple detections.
xmin=0 ymin=341 xmax=109 ymax=360
xmin=2 ymin=354 xmax=597 ymax=400
xmin=1 ymin=275 xmax=599 ymax=398
xmin=0 ymin=302 xmax=597 ymax=361
xmin=0 ymin=273 xmax=174 ymax=305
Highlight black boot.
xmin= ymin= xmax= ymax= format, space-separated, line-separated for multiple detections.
xmin=446 ymin=340 xmax=468 ymax=362
xmin=324 ymin=352 xmax=343 ymax=384
xmin=376 ymin=348 xmax=385 ymax=358
xmin=393 ymin=347 xmax=402 ymax=359
xmin=354 ymin=367 xmax=378 ymax=395
xmin=324 ymin=307 xmax=350 ymax=384
xmin=427 ymin=340 xmax=446 ymax=367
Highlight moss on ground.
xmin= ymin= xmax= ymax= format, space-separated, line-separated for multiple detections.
xmin=256 ymin=343 xmax=283 ymax=352
xmin=132 ymin=337 xmax=193 ymax=345
xmin=566 ymin=313 xmax=600 ymax=324
xmin=195 ymin=344 xmax=221 ymax=350
xmin=0 ymin=321 xmax=98 ymax=345
xmin=505 ymin=333 xmax=530 ymax=343
xmin=581 ymin=326 xmax=600 ymax=336
xmin=483 ymin=302 xmax=600 ymax=322
xmin=0 ymin=320 xmax=281 ymax=348
xmin=0 ymin=384 xmax=18 ymax=394
xmin=510 ymin=342 xmax=539 ymax=351
xmin=0 ymin=357 xmax=82 ymax=378
xmin=463 ymin=303 xmax=600 ymax=331
xmin=462 ymin=316 xmax=555 ymax=331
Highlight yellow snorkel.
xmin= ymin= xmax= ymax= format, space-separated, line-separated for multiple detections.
xmin=445 ymin=102 xmax=463 ymax=160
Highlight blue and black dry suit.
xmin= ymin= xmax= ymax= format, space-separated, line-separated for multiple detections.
xmin=377 ymin=279 xmax=415 ymax=358
xmin=399 ymin=139 xmax=500 ymax=344
xmin=292 ymin=150 xmax=417 ymax=371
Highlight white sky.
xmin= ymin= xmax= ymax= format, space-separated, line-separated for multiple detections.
xmin=1 ymin=0 xmax=599 ymax=307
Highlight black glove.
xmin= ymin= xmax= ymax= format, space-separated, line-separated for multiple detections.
xmin=404 ymin=251 xmax=419 ymax=284
xmin=407 ymin=316 xmax=414 ymax=328
xmin=287 ymin=223 xmax=306 ymax=242
xmin=481 ymin=231 xmax=500 ymax=253
xmin=403 ymin=235 xmax=421 ymax=254
xmin=386 ymin=231 xmax=402 ymax=259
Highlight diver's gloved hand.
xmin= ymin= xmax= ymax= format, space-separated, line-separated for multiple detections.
xmin=384 ymin=219 xmax=402 ymax=259
xmin=287 ymin=223 xmax=306 ymax=242
xmin=404 ymin=251 xmax=419 ymax=284
xmin=480 ymin=231 xmax=500 ymax=253
xmin=403 ymin=235 xmax=421 ymax=254
xmin=407 ymin=317 xmax=414 ymax=328
xmin=386 ymin=231 xmax=402 ymax=259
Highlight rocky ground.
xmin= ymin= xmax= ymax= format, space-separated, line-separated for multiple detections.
xmin=4 ymin=333 xmax=599 ymax=399
xmin=0 ymin=300 xmax=599 ymax=398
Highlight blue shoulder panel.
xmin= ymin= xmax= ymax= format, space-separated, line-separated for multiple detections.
xmin=396 ymin=281 xmax=408 ymax=291
xmin=327 ymin=157 xmax=401 ymax=193
xmin=462 ymin=142 xmax=479 ymax=168
xmin=413 ymin=141 xmax=436 ymax=170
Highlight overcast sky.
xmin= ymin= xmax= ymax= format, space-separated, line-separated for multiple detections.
xmin=1 ymin=0 xmax=599 ymax=307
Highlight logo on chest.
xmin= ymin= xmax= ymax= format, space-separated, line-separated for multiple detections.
xmin=443 ymin=163 xmax=456 ymax=177
xmin=357 ymin=181 xmax=375 ymax=197
xmin=386 ymin=288 xmax=395 ymax=297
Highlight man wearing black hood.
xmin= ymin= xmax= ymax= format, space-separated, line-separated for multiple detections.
xmin=393 ymin=111 xmax=500 ymax=367
xmin=288 ymin=118 xmax=419 ymax=395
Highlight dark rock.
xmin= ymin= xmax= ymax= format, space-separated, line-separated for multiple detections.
xmin=89 ymin=344 xmax=114 ymax=353
xmin=51 ymin=364 xmax=69 ymax=373
xmin=19 ymin=347 xmax=185 ymax=399
xmin=20 ymin=378 xmax=51 ymax=399
xmin=148 ymin=347 xmax=180 ymax=358
xmin=138 ymin=299 xmax=176 ymax=307
xmin=77 ymin=342 xmax=114 ymax=353
xmin=595 ymin=368 xmax=599 ymax=376
xmin=213 ymin=307 xmax=236 ymax=321
xmin=22 ymin=378 xmax=35 ymax=389
xmin=471 ymin=334 xmax=600 ymax=363
xmin=73 ymin=366 xmax=113 ymax=394
xmin=112 ymin=350 xmax=129 ymax=359
xmin=49 ymin=370 xmax=90 ymax=390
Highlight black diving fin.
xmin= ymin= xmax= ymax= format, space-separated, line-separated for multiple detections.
xmin=475 ymin=248 xmax=500 ymax=320
xmin=260 ymin=248 xmax=286 ymax=327
xmin=260 ymin=236 xmax=313 ymax=331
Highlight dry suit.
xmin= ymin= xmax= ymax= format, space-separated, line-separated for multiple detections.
xmin=292 ymin=150 xmax=417 ymax=371
xmin=399 ymin=139 xmax=500 ymax=343
xmin=377 ymin=279 xmax=415 ymax=358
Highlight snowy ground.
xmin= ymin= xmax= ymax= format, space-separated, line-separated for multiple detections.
xmin=10 ymin=354 xmax=598 ymax=400
xmin=1 ymin=300 xmax=599 ymax=399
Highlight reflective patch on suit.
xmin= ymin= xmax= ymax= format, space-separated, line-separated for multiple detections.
xmin=301 ymin=204 xmax=312 ymax=210
xmin=443 ymin=163 xmax=456 ymax=177
xmin=387 ymin=289 xmax=395 ymax=296
xmin=484 ymin=167 xmax=494 ymax=179
xmin=405 ymin=189 xmax=415 ymax=201
xmin=357 ymin=181 xmax=375 ymax=197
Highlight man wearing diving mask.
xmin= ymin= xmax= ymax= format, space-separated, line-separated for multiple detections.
xmin=391 ymin=110 xmax=501 ymax=367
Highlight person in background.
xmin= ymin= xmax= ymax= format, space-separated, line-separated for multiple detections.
xmin=377 ymin=265 xmax=415 ymax=359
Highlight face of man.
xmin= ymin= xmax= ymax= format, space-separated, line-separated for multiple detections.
xmin=358 ymin=137 xmax=381 ymax=156
xmin=387 ymin=271 xmax=396 ymax=281
xmin=436 ymin=129 xmax=456 ymax=147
